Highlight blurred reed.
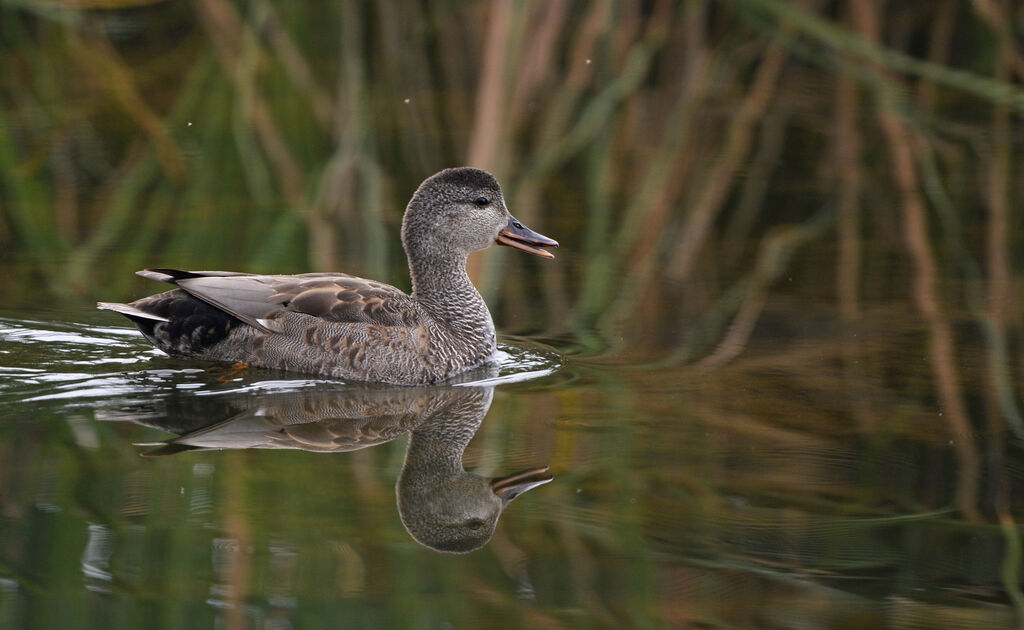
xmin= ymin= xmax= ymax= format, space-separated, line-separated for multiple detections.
xmin=1 ymin=0 xmax=1020 ymax=348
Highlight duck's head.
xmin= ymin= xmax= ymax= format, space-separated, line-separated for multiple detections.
xmin=402 ymin=167 xmax=558 ymax=261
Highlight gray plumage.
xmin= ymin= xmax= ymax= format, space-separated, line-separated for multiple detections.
xmin=98 ymin=168 xmax=557 ymax=384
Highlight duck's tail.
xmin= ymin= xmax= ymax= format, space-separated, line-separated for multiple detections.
xmin=98 ymin=287 xmax=240 ymax=357
xmin=96 ymin=301 xmax=170 ymax=322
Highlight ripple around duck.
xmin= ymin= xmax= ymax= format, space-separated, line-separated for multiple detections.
xmin=0 ymin=317 xmax=565 ymax=411
xmin=465 ymin=338 xmax=563 ymax=388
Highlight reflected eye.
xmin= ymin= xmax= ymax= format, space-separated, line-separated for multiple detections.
xmin=466 ymin=518 xmax=485 ymax=531
xmin=473 ymin=196 xmax=490 ymax=207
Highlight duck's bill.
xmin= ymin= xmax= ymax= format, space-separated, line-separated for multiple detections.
xmin=491 ymin=466 xmax=553 ymax=506
xmin=496 ymin=216 xmax=559 ymax=258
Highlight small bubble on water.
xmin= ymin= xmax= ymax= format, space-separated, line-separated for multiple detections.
xmin=403 ymin=98 xmax=410 ymax=104
xmin=187 ymin=121 xmax=192 ymax=126
xmin=585 ymin=59 xmax=591 ymax=64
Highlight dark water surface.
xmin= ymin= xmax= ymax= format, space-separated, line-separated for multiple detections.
xmin=1 ymin=295 xmax=1021 ymax=629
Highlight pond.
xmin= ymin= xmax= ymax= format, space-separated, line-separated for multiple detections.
xmin=1 ymin=275 xmax=1021 ymax=628
xmin=2 ymin=1 xmax=1024 ymax=629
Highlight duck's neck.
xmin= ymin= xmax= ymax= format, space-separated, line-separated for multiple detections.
xmin=408 ymin=252 xmax=495 ymax=349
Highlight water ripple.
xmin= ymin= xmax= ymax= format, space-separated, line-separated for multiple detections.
xmin=0 ymin=316 xmax=563 ymax=409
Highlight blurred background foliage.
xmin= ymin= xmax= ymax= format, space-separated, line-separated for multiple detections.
xmin=1 ymin=0 xmax=1020 ymax=355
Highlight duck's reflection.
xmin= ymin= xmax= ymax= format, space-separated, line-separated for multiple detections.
xmin=132 ymin=383 xmax=551 ymax=553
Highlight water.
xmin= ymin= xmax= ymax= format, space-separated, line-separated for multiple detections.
xmin=1 ymin=300 xmax=1021 ymax=629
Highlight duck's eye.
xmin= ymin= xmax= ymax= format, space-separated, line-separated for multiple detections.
xmin=473 ymin=196 xmax=490 ymax=207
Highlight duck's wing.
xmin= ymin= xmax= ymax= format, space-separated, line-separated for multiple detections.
xmin=139 ymin=268 xmax=420 ymax=332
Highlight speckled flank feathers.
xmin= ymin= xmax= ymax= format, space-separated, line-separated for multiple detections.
xmin=97 ymin=168 xmax=558 ymax=384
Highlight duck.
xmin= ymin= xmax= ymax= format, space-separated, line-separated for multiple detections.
xmin=97 ymin=167 xmax=558 ymax=384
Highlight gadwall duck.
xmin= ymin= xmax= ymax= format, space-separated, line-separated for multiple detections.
xmin=97 ymin=168 xmax=557 ymax=384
